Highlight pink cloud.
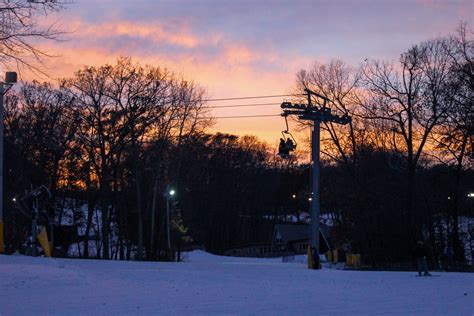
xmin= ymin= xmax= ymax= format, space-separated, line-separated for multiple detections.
xmin=33 ymin=16 xmax=310 ymax=84
xmin=66 ymin=19 xmax=200 ymax=49
xmin=17 ymin=16 xmax=319 ymax=145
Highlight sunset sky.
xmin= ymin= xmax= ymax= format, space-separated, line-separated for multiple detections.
xmin=37 ymin=0 xmax=472 ymax=145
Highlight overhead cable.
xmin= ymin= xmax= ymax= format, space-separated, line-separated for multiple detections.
xmin=203 ymin=94 xmax=303 ymax=102
xmin=209 ymin=102 xmax=280 ymax=109
xmin=213 ymin=114 xmax=281 ymax=119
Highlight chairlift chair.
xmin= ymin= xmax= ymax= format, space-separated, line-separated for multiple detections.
xmin=278 ymin=115 xmax=297 ymax=158
xmin=278 ymin=138 xmax=289 ymax=158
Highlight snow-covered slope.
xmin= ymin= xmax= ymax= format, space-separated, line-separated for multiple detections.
xmin=0 ymin=252 xmax=472 ymax=315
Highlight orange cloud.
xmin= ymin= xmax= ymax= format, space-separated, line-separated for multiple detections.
xmin=18 ymin=17 xmax=313 ymax=146
xmin=75 ymin=20 xmax=199 ymax=49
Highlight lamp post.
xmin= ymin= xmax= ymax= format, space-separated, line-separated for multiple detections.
xmin=468 ymin=193 xmax=474 ymax=220
xmin=166 ymin=189 xmax=175 ymax=250
xmin=468 ymin=192 xmax=474 ymax=214
xmin=0 ymin=72 xmax=17 ymax=253
xmin=291 ymin=194 xmax=298 ymax=222
xmin=469 ymin=193 xmax=474 ymax=256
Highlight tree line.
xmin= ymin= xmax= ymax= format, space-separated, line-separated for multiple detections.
xmin=296 ymin=24 xmax=473 ymax=268
xmin=4 ymin=58 xmax=210 ymax=259
xmin=2 ymin=25 xmax=473 ymax=269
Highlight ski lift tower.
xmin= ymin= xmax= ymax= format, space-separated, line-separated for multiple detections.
xmin=0 ymin=72 xmax=17 ymax=253
xmin=281 ymin=88 xmax=351 ymax=269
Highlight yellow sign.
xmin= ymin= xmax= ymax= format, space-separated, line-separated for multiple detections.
xmin=37 ymin=227 xmax=51 ymax=257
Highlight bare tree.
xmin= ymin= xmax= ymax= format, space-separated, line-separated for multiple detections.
xmin=107 ymin=58 xmax=173 ymax=260
xmin=148 ymin=74 xmax=210 ymax=260
xmin=0 ymin=0 xmax=67 ymax=73
xmin=65 ymin=58 xmax=211 ymax=260
xmin=296 ymin=60 xmax=365 ymax=166
xmin=432 ymin=24 xmax=473 ymax=261
xmin=9 ymin=81 xmax=77 ymax=192
xmin=66 ymin=65 xmax=117 ymax=259
xmin=436 ymin=24 xmax=473 ymax=169
xmin=361 ymin=38 xmax=456 ymax=245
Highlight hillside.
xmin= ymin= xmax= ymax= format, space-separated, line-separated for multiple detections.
xmin=1 ymin=251 xmax=472 ymax=315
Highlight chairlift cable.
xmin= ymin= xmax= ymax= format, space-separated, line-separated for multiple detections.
xmin=213 ymin=114 xmax=281 ymax=119
xmin=208 ymin=102 xmax=281 ymax=109
xmin=203 ymin=94 xmax=304 ymax=102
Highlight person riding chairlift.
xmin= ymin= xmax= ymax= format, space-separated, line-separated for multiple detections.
xmin=279 ymin=138 xmax=289 ymax=156
xmin=279 ymin=138 xmax=295 ymax=157
xmin=286 ymin=138 xmax=295 ymax=150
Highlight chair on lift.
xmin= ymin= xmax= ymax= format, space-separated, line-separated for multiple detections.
xmin=278 ymin=115 xmax=297 ymax=158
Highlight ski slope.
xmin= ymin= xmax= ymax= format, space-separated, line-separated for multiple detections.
xmin=0 ymin=251 xmax=472 ymax=315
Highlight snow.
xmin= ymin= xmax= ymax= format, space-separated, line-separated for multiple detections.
xmin=1 ymin=251 xmax=473 ymax=315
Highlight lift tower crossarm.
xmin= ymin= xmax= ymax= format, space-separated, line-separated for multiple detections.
xmin=304 ymin=88 xmax=330 ymax=108
xmin=280 ymin=90 xmax=351 ymax=270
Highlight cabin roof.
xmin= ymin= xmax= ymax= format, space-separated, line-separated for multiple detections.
xmin=274 ymin=223 xmax=332 ymax=247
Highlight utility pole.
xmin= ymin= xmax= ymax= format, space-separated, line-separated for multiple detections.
xmin=166 ymin=195 xmax=171 ymax=250
xmin=0 ymin=72 xmax=17 ymax=253
xmin=165 ymin=189 xmax=175 ymax=251
xmin=281 ymin=88 xmax=351 ymax=269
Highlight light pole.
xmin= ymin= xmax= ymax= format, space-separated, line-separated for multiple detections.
xmin=166 ymin=189 xmax=175 ymax=250
xmin=468 ymin=192 xmax=474 ymax=261
xmin=292 ymin=194 xmax=298 ymax=222
xmin=0 ymin=72 xmax=17 ymax=253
